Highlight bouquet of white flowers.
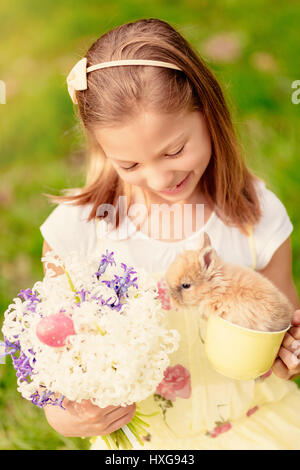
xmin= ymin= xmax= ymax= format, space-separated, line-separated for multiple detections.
xmin=1 ymin=249 xmax=180 ymax=450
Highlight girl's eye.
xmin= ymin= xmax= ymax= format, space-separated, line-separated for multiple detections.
xmin=121 ymin=163 xmax=138 ymax=172
xmin=120 ymin=145 xmax=185 ymax=172
xmin=167 ymin=145 xmax=185 ymax=158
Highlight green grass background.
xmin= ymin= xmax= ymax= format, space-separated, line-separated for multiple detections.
xmin=0 ymin=0 xmax=299 ymax=450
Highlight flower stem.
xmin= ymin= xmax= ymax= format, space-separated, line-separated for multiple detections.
xmin=109 ymin=428 xmax=133 ymax=450
xmin=91 ymin=408 xmax=154 ymax=450
xmin=99 ymin=435 xmax=112 ymax=449
xmin=95 ymin=323 xmax=106 ymax=336
xmin=127 ymin=421 xmax=145 ymax=446
xmin=61 ymin=266 xmax=81 ymax=303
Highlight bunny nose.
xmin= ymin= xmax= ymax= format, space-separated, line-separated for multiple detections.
xmin=169 ymin=286 xmax=183 ymax=303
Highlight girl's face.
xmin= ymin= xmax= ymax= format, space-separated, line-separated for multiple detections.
xmin=93 ymin=109 xmax=212 ymax=205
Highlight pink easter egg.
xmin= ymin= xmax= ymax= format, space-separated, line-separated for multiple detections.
xmin=36 ymin=312 xmax=75 ymax=347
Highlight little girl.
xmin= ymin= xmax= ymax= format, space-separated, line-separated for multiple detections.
xmin=40 ymin=18 xmax=300 ymax=449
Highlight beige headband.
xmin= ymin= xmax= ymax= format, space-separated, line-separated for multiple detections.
xmin=66 ymin=58 xmax=183 ymax=104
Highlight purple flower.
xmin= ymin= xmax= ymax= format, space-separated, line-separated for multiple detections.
xmin=2 ymin=337 xmax=34 ymax=383
xmin=17 ymin=288 xmax=34 ymax=301
xmin=91 ymin=294 xmax=107 ymax=305
xmin=17 ymin=288 xmax=41 ymax=313
xmin=30 ymin=390 xmax=65 ymax=409
xmin=75 ymin=289 xmax=91 ymax=303
xmin=99 ymin=262 xmax=139 ymax=312
xmin=102 ymin=266 xmax=138 ymax=296
xmin=1 ymin=338 xmax=20 ymax=357
xmin=2 ymin=336 xmax=64 ymax=409
xmin=95 ymin=250 xmax=116 ymax=280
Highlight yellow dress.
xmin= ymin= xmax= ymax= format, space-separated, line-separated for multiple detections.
xmin=91 ymin=225 xmax=300 ymax=450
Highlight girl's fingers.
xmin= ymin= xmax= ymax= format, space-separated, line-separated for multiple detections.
xmin=272 ymin=357 xmax=290 ymax=380
xmin=100 ymin=404 xmax=136 ymax=428
xmin=66 ymin=400 xmax=101 ymax=420
xmin=292 ymin=309 xmax=300 ymax=326
xmin=272 ymin=345 xmax=300 ymax=380
xmin=104 ymin=404 xmax=135 ymax=417
xmin=278 ymin=346 xmax=300 ymax=371
xmin=282 ymin=332 xmax=300 ymax=351
xmin=65 ymin=399 xmax=117 ymax=420
xmin=88 ymin=404 xmax=134 ymax=424
xmin=287 ymin=326 xmax=300 ymax=340
xmin=99 ymin=405 xmax=136 ymax=435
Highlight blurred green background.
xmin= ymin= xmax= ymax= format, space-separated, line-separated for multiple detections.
xmin=0 ymin=0 xmax=299 ymax=450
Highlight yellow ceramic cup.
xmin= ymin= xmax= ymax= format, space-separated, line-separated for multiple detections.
xmin=204 ymin=314 xmax=291 ymax=381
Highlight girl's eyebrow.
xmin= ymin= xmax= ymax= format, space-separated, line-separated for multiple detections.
xmin=109 ymin=132 xmax=186 ymax=163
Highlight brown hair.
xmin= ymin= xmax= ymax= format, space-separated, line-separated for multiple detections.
xmin=43 ymin=18 xmax=263 ymax=235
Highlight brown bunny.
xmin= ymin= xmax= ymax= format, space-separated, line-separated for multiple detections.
xmin=165 ymin=232 xmax=293 ymax=332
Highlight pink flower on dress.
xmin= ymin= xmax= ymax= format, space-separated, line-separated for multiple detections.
xmin=155 ymin=364 xmax=191 ymax=401
xmin=157 ymin=278 xmax=171 ymax=310
xmin=210 ymin=422 xmax=232 ymax=438
xmin=261 ymin=369 xmax=272 ymax=379
xmin=246 ymin=405 xmax=259 ymax=417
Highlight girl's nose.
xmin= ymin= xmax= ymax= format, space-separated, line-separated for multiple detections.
xmin=147 ymin=176 xmax=176 ymax=192
xmin=145 ymin=167 xmax=175 ymax=192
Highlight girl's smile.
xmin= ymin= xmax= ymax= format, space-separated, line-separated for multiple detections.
xmin=159 ymin=171 xmax=191 ymax=194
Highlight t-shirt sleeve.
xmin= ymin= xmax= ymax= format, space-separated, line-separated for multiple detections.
xmin=39 ymin=202 xmax=97 ymax=261
xmin=253 ymin=181 xmax=293 ymax=270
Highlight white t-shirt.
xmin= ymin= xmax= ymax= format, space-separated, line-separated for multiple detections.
xmin=39 ymin=180 xmax=293 ymax=273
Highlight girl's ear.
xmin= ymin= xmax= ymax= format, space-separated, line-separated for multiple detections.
xmin=199 ymin=247 xmax=214 ymax=272
xmin=196 ymin=231 xmax=212 ymax=251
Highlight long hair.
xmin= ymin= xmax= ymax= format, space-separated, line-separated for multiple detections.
xmin=43 ymin=18 xmax=263 ymax=235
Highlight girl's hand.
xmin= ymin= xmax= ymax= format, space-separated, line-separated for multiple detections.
xmin=44 ymin=398 xmax=136 ymax=437
xmin=272 ymin=309 xmax=300 ymax=380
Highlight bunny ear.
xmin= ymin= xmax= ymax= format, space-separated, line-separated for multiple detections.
xmin=196 ymin=231 xmax=212 ymax=250
xmin=199 ymin=247 xmax=214 ymax=271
